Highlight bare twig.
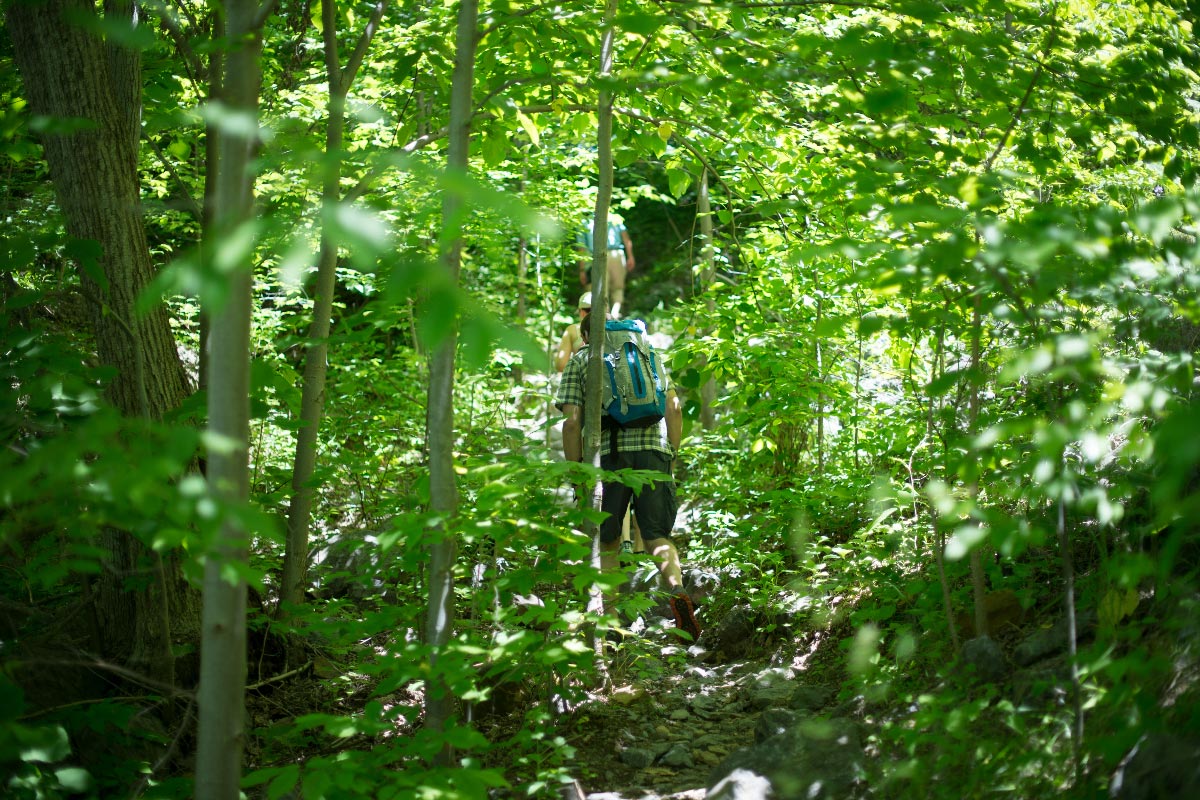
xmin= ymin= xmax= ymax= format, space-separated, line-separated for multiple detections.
xmin=246 ymin=660 xmax=312 ymax=691
xmin=129 ymin=695 xmax=197 ymax=800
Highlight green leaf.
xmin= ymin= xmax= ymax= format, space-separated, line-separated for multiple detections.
xmin=945 ymin=525 xmax=989 ymax=561
xmin=515 ymin=110 xmax=540 ymax=147
xmin=20 ymin=724 xmax=71 ymax=763
xmin=0 ymin=676 xmax=25 ymax=722
xmin=55 ymin=767 xmax=93 ymax=793
xmin=617 ymin=12 xmax=663 ymax=36
xmin=417 ymin=284 xmax=459 ymax=351
xmin=268 ymin=765 xmax=300 ymax=800
xmin=667 ymin=168 xmax=692 ymax=199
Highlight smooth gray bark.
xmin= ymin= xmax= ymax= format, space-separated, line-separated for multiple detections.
xmin=423 ymin=0 xmax=478 ymax=758
xmin=698 ymin=169 xmax=718 ymax=430
xmin=195 ymin=0 xmax=265 ymax=795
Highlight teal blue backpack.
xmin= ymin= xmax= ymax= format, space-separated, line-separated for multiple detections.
xmin=600 ymin=319 xmax=666 ymax=428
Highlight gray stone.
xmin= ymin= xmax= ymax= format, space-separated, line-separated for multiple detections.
xmin=705 ymin=604 xmax=762 ymax=660
xmin=750 ymin=666 xmax=795 ymax=686
xmin=684 ymin=567 xmax=722 ymax=605
xmin=1014 ymin=625 xmax=1069 ymax=667
xmin=661 ymin=743 xmax=695 ymax=768
xmin=789 ymin=684 xmax=835 ymax=712
xmin=619 ymin=746 xmax=656 ymax=769
xmin=1010 ymin=662 xmax=1070 ymax=706
xmin=1110 ymin=733 xmax=1200 ymax=800
xmin=755 ymin=708 xmax=798 ymax=744
xmin=691 ymin=694 xmax=736 ymax=720
xmin=1014 ymin=609 xmax=1098 ymax=666
xmin=707 ymin=717 xmax=864 ymax=799
xmin=961 ymin=636 xmax=1008 ymax=683
xmin=649 ymin=741 xmax=674 ymax=759
xmin=748 ymin=682 xmax=794 ymax=711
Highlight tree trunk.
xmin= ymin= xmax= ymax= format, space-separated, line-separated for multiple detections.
xmin=697 ymin=169 xmax=718 ymax=431
xmin=195 ymin=0 xmax=264 ymax=794
xmin=281 ymin=0 xmax=389 ymax=611
xmin=6 ymin=0 xmax=198 ymax=685
xmin=967 ymin=296 xmax=989 ymax=638
xmin=423 ymin=0 xmax=478 ymax=760
xmin=578 ymin=0 xmax=620 ymax=653
xmin=199 ymin=22 xmax=224 ymax=397
xmin=513 ymin=232 xmax=528 ymax=384
xmin=815 ymin=297 xmax=825 ymax=472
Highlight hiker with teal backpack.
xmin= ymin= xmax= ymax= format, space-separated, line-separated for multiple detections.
xmin=575 ymin=213 xmax=634 ymax=319
xmin=555 ymin=308 xmax=701 ymax=643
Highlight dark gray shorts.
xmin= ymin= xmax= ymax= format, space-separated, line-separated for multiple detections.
xmin=598 ymin=449 xmax=678 ymax=544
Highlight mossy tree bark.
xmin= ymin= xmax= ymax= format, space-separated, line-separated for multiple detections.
xmin=6 ymin=0 xmax=199 ymax=686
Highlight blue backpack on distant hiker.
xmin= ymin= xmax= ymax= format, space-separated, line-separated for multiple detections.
xmin=600 ymin=319 xmax=666 ymax=429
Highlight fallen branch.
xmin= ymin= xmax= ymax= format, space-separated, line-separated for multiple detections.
xmin=246 ymin=660 xmax=312 ymax=691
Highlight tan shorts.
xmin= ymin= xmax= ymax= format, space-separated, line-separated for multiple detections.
xmin=606 ymin=251 xmax=627 ymax=306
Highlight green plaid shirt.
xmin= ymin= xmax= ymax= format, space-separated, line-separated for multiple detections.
xmin=556 ymin=347 xmax=675 ymax=459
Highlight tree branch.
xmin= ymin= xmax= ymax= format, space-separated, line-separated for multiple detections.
xmin=983 ymin=22 xmax=1057 ymax=171
xmin=246 ymin=660 xmax=312 ymax=690
xmin=147 ymin=136 xmax=204 ymax=220
xmin=341 ymin=0 xmax=389 ymax=95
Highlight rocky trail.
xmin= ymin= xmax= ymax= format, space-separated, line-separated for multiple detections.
xmin=536 ymin=589 xmax=861 ymax=800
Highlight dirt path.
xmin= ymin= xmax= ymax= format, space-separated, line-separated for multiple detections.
xmin=559 ymin=624 xmax=789 ymax=800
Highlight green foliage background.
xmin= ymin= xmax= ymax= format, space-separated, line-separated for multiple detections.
xmin=2 ymin=0 xmax=1199 ymax=797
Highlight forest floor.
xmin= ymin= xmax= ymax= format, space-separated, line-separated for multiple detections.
xmin=557 ymin=640 xmax=769 ymax=799
xmin=487 ymin=601 xmax=847 ymax=800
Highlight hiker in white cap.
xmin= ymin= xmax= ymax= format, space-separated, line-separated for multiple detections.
xmin=553 ymin=291 xmax=593 ymax=372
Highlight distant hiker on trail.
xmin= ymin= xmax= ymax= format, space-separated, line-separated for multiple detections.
xmin=576 ymin=212 xmax=634 ymax=319
xmin=555 ymin=310 xmax=701 ymax=643
xmin=553 ymin=291 xmax=592 ymax=373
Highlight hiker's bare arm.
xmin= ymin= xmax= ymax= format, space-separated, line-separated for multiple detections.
xmin=553 ymin=330 xmax=573 ymax=372
xmin=562 ymin=403 xmax=583 ymax=463
xmin=622 ymin=229 xmax=635 ymax=271
xmin=576 ymin=245 xmax=589 ymax=284
xmin=666 ymin=389 xmax=682 ymax=454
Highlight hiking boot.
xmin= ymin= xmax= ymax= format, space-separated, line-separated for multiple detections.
xmin=669 ymin=593 xmax=701 ymax=642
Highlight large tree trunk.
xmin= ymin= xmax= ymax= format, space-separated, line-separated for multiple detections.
xmin=423 ymin=0 xmax=478 ymax=761
xmin=6 ymin=0 xmax=198 ymax=685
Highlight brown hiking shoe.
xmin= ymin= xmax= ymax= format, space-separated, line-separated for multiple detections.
xmin=669 ymin=593 xmax=701 ymax=642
